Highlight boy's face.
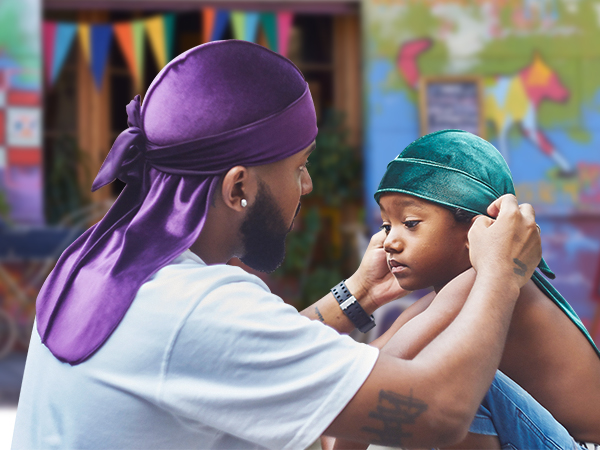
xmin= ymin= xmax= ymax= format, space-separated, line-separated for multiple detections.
xmin=379 ymin=193 xmax=472 ymax=293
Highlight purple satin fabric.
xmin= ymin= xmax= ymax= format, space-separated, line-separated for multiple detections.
xmin=36 ymin=40 xmax=318 ymax=364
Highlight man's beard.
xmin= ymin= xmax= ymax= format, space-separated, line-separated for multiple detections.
xmin=239 ymin=182 xmax=301 ymax=273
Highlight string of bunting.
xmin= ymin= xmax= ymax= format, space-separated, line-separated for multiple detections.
xmin=43 ymin=10 xmax=295 ymax=92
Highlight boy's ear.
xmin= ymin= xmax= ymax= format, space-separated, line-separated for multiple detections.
xmin=465 ymin=215 xmax=483 ymax=250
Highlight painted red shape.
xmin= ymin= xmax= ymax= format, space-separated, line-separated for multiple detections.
xmin=8 ymin=91 xmax=40 ymax=106
xmin=43 ymin=22 xmax=56 ymax=85
xmin=397 ymin=39 xmax=432 ymax=89
xmin=519 ymin=61 xmax=569 ymax=108
xmin=7 ymin=149 xmax=41 ymax=166
xmin=0 ymin=110 xmax=5 ymax=144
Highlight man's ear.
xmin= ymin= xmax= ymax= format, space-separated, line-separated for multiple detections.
xmin=220 ymin=166 xmax=255 ymax=211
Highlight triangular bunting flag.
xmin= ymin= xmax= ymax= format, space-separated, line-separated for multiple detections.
xmin=202 ymin=8 xmax=215 ymax=43
xmin=244 ymin=12 xmax=260 ymax=43
xmin=260 ymin=12 xmax=278 ymax=52
xmin=43 ymin=22 xmax=56 ymax=84
xmin=90 ymin=24 xmax=113 ymax=90
xmin=132 ymin=20 xmax=145 ymax=91
xmin=277 ymin=12 xmax=294 ymax=57
xmin=78 ymin=24 xmax=91 ymax=64
xmin=51 ymin=23 xmax=77 ymax=85
xmin=164 ymin=13 xmax=176 ymax=63
xmin=231 ymin=11 xmax=245 ymax=41
xmin=114 ymin=22 xmax=139 ymax=89
xmin=145 ymin=16 xmax=167 ymax=70
xmin=212 ymin=10 xmax=230 ymax=42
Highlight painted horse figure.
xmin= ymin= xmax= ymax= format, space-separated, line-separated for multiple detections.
xmin=484 ymin=54 xmax=574 ymax=175
xmin=397 ymin=43 xmax=575 ymax=175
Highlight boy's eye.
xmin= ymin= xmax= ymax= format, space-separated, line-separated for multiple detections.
xmin=300 ymin=160 xmax=311 ymax=170
xmin=403 ymin=220 xmax=420 ymax=229
xmin=379 ymin=224 xmax=391 ymax=234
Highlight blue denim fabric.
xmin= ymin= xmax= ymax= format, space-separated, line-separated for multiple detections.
xmin=469 ymin=371 xmax=586 ymax=450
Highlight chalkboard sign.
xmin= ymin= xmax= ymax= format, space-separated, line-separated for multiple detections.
xmin=418 ymin=76 xmax=485 ymax=138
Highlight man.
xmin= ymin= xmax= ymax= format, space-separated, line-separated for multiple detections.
xmin=13 ymin=41 xmax=541 ymax=449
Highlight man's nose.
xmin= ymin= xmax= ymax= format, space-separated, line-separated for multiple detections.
xmin=301 ymin=171 xmax=313 ymax=196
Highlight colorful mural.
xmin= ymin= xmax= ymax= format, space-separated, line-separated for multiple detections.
xmin=0 ymin=0 xmax=43 ymax=225
xmin=363 ymin=0 xmax=600 ymax=333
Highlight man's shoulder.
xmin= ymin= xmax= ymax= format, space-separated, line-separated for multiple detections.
xmin=136 ymin=250 xmax=272 ymax=307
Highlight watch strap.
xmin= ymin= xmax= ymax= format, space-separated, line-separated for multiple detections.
xmin=330 ymin=280 xmax=376 ymax=333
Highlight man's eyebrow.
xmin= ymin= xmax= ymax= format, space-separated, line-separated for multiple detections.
xmin=305 ymin=142 xmax=316 ymax=155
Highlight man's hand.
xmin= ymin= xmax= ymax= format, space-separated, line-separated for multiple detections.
xmin=468 ymin=194 xmax=541 ymax=289
xmin=345 ymin=230 xmax=409 ymax=312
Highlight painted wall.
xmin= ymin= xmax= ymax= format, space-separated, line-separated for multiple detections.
xmin=0 ymin=0 xmax=43 ymax=225
xmin=363 ymin=0 xmax=600 ymax=335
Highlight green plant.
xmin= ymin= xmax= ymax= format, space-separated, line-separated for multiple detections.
xmin=45 ymin=135 xmax=91 ymax=224
xmin=309 ymin=110 xmax=363 ymax=207
xmin=271 ymin=110 xmax=363 ymax=308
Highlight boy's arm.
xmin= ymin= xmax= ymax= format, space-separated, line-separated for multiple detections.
xmin=377 ymin=270 xmax=476 ymax=358
xmin=369 ymin=290 xmax=436 ymax=349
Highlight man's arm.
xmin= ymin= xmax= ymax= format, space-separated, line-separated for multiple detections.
xmin=321 ymin=275 xmax=472 ymax=450
xmin=322 ymin=195 xmax=542 ymax=448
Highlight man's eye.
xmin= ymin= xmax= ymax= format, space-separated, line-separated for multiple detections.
xmin=404 ymin=220 xmax=420 ymax=229
xmin=379 ymin=224 xmax=391 ymax=234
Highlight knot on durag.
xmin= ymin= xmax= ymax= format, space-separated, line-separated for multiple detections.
xmin=92 ymin=95 xmax=146 ymax=190
xmin=375 ymin=130 xmax=600 ymax=357
xmin=37 ymin=40 xmax=318 ymax=364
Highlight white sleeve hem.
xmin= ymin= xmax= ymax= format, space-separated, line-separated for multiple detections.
xmin=282 ymin=343 xmax=380 ymax=450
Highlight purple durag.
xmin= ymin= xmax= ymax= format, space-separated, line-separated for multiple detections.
xmin=36 ymin=40 xmax=318 ymax=364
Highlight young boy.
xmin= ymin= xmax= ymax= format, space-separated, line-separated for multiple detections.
xmin=373 ymin=129 xmax=600 ymax=448
xmin=325 ymin=130 xmax=599 ymax=449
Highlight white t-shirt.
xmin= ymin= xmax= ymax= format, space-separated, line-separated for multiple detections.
xmin=12 ymin=250 xmax=379 ymax=450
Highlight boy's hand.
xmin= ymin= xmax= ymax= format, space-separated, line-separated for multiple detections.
xmin=468 ymin=194 xmax=541 ymax=289
xmin=346 ymin=230 xmax=409 ymax=311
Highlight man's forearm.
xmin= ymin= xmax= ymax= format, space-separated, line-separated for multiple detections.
xmin=397 ymin=270 xmax=520 ymax=420
xmin=300 ymin=276 xmax=375 ymax=334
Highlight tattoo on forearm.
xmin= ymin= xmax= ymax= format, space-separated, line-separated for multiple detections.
xmin=513 ymin=258 xmax=527 ymax=277
xmin=315 ymin=306 xmax=325 ymax=323
xmin=361 ymin=389 xmax=428 ymax=446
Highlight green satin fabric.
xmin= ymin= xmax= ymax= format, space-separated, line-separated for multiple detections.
xmin=375 ymin=129 xmax=599 ymax=357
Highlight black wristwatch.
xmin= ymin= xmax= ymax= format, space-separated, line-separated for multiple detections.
xmin=330 ymin=280 xmax=376 ymax=333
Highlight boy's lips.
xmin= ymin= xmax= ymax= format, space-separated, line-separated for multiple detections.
xmin=388 ymin=259 xmax=407 ymax=274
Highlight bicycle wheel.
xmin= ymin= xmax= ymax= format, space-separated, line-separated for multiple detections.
xmin=0 ymin=309 xmax=17 ymax=359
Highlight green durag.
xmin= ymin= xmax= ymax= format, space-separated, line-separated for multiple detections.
xmin=374 ymin=129 xmax=599 ymax=357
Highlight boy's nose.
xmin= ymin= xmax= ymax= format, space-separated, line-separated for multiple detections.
xmin=383 ymin=233 xmax=403 ymax=254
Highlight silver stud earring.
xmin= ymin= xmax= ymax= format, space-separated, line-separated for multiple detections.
xmin=241 ymin=199 xmax=248 ymax=208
